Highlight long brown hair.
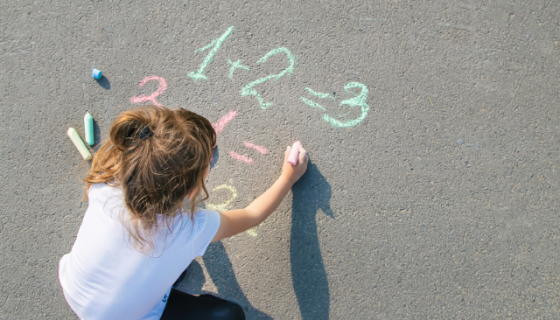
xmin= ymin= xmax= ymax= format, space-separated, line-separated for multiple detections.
xmin=84 ymin=106 xmax=216 ymax=251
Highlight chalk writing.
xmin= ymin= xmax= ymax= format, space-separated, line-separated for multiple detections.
xmin=301 ymin=82 xmax=370 ymax=128
xmin=212 ymin=110 xmax=237 ymax=134
xmin=229 ymin=151 xmax=254 ymax=164
xmin=188 ymin=26 xmax=234 ymax=81
xmin=240 ymin=47 xmax=295 ymax=109
xmin=130 ymin=76 xmax=167 ymax=107
xmin=228 ymin=59 xmax=250 ymax=79
xmin=182 ymin=26 xmax=368 ymax=129
xmin=243 ymin=141 xmax=269 ymax=154
xmin=206 ymin=184 xmax=237 ymax=212
xmin=302 ymin=88 xmax=349 ymax=116
xmin=305 ymin=87 xmax=335 ymax=101
xmin=300 ymin=97 xmax=326 ymax=112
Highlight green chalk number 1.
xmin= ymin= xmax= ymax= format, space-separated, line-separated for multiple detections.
xmin=188 ymin=26 xmax=234 ymax=81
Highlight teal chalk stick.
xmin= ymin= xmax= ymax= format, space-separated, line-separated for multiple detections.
xmin=84 ymin=112 xmax=94 ymax=145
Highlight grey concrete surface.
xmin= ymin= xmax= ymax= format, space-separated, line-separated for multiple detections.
xmin=1 ymin=0 xmax=559 ymax=319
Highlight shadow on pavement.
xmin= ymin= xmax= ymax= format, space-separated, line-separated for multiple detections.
xmin=210 ymin=146 xmax=220 ymax=171
xmin=181 ymin=241 xmax=273 ymax=320
xmin=95 ymin=76 xmax=111 ymax=90
xmin=291 ymin=161 xmax=333 ymax=320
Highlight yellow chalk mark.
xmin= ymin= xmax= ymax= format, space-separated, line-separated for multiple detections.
xmin=428 ymin=97 xmax=433 ymax=106
xmin=206 ymin=184 xmax=237 ymax=212
xmin=246 ymin=228 xmax=258 ymax=237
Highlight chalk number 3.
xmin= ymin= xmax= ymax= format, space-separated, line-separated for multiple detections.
xmin=301 ymin=82 xmax=370 ymax=128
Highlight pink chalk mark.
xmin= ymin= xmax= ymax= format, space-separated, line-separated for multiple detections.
xmin=243 ymin=141 xmax=269 ymax=154
xmin=212 ymin=110 xmax=237 ymax=134
xmin=130 ymin=76 xmax=168 ymax=107
xmin=229 ymin=151 xmax=253 ymax=164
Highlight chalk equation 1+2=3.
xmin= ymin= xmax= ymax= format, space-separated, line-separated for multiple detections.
xmin=182 ymin=25 xmax=371 ymax=127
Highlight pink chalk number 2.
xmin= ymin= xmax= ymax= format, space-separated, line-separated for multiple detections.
xmin=130 ymin=76 xmax=168 ymax=107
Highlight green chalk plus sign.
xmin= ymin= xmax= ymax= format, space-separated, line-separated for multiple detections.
xmin=227 ymin=59 xmax=250 ymax=79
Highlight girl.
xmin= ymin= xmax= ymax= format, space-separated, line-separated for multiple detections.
xmin=59 ymin=106 xmax=308 ymax=320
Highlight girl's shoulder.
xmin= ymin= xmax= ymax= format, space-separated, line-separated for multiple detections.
xmin=189 ymin=208 xmax=220 ymax=237
xmin=88 ymin=182 xmax=122 ymax=198
xmin=86 ymin=183 xmax=125 ymax=217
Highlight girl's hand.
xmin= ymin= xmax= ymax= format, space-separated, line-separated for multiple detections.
xmin=212 ymin=143 xmax=308 ymax=243
xmin=281 ymin=143 xmax=308 ymax=185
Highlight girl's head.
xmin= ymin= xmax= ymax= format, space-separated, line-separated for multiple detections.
xmin=84 ymin=106 xmax=216 ymax=249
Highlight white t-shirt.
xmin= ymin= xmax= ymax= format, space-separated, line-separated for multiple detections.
xmin=59 ymin=183 xmax=221 ymax=320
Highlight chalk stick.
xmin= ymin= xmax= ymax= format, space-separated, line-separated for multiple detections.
xmin=92 ymin=69 xmax=102 ymax=80
xmin=84 ymin=112 xmax=94 ymax=145
xmin=67 ymin=127 xmax=92 ymax=161
xmin=287 ymin=141 xmax=301 ymax=165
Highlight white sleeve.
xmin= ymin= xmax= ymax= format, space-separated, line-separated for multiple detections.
xmin=193 ymin=210 xmax=221 ymax=257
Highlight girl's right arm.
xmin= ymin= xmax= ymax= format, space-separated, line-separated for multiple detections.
xmin=211 ymin=144 xmax=308 ymax=242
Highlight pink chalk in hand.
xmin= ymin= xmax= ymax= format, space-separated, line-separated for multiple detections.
xmin=287 ymin=141 xmax=302 ymax=165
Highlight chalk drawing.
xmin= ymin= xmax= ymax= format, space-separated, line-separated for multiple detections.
xmin=302 ymin=87 xmax=352 ymax=117
xmin=243 ymin=141 xmax=269 ymax=154
xmin=206 ymin=184 xmax=258 ymax=237
xmin=228 ymin=59 xmax=250 ymax=79
xmin=130 ymin=76 xmax=168 ymax=107
xmin=212 ymin=110 xmax=237 ymax=134
xmin=188 ymin=26 xmax=234 ymax=81
xmin=206 ymin=184 xmax=237 ymax=212
xmin=300 ymin=97 xmax=327 ymax=112
xmin=301 ymin=82 xmax=370 ymax=128
xmin=229 ymin=151 xmax=254 ymax=164
xmin=240 ymin=47 xmax=295 ymax=109
xmin=305 ymin=87 xmax=335 ymax=101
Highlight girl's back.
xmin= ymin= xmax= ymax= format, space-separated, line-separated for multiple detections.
xmin=59 ymin=183 xmax=220 ymax=320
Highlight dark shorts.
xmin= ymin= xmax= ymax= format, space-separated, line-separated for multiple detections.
xmin=160 ymin=289 xmax=245 ymax=320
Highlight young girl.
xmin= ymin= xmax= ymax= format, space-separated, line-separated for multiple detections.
xmin=59 ymin=106 xmax=308 ymax=320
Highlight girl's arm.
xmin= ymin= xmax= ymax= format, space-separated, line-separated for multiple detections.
xmin=211 ymin=144 xmax=308 ymax=242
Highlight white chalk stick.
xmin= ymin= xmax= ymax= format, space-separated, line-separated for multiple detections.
xmin=287 ymin=141 xmax=301 ymax=165
xmin=67 ymin=127 xmax=92 ymax=161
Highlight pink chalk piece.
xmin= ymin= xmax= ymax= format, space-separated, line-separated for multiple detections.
xmin=287 ymin=141 xmax=301 ymax=165
xmin=212 ymin=110 xmax=237 ymax=134
xmin=229 ymin=151 xmax=253 ymax=164
xmin=243 ymin=141 xmax=269 ymax=154
xmin=130 ymin=76 xmax=168 ymax=107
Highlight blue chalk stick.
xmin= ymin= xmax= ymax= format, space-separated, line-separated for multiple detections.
xmin=92 ymin=69 xmax=102 ymax=80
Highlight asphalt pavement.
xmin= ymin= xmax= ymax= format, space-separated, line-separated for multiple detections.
xmin=1 ymin=0 xmax=559 ymax=319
